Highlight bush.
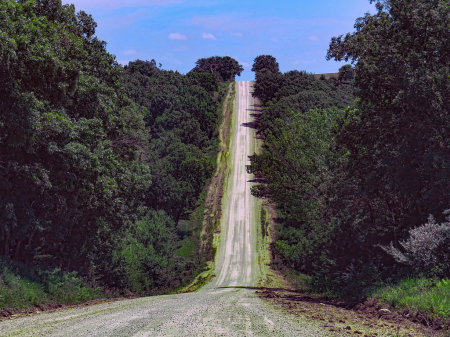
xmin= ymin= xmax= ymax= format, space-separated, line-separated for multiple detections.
xmin=0 ymin=258 xmax=103 ymax=310
xmin=381 ymin=212 xmax=450 ymax=277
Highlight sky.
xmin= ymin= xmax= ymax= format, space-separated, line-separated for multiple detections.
xmin=63 ymin=0 xmax=377 ymax=81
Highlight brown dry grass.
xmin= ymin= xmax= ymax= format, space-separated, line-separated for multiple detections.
xmin=314 ymin=73 xmax=339 ymax=80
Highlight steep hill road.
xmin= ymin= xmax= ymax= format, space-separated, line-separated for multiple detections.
xmin=0 ymin=81 xmax=333 ymax=336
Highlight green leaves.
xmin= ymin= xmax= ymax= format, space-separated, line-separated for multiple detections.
xmin=0 ymin=0 xmax=150 ymax=275
xmin=251 ymin=55 xmax=280 ymax=73
xmin=190 ymin=56 xmax=243 ymax=82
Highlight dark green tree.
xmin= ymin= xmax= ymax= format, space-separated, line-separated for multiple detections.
xmin=251 ymin=55 xmax=280 ymax=73
xmin=190 ymin=56 xmax=243 ymax=82
xmin=0 ymin=0 xmax=150 ymax=272
xmin=337 ymin=64 xmax=354 ymax=83
xmin=327 ymin=0 xmax=450 ymax=236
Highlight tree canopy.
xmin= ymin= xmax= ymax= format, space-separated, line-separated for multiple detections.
xmin=250 ymin=1 xmax=450 ymax=296
xmin=251 ymin=55 xmax=280 ymax=73
xmin=190 ymin=56 xmax=243 ymax=82
xmin=0 ymin=0 xmax=232 ymax=295
xmin=0 ymin=0 xmax=150 ymax=270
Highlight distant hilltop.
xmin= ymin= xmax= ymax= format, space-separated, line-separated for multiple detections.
xmin=313 ymin=73 xmax=339 ymax=80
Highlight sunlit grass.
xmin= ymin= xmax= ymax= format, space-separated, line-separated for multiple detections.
xmin=372 ymin=277 xmax=450 ymax=320
xmin=0 ymin=258 xmax=104 ymax=310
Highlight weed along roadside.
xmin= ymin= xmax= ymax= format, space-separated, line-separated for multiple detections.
xmin=179 ymin=82 xmax=236 ymax=293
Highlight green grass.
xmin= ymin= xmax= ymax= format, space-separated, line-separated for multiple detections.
xmin=0 ymin=257 xmax=105 ymax=310
xmin=0 ymin=269 xmax=48 ymax=309
xmin=371 ymin=277 xmax=450 ymax=321
xmin=176 ymin=239 xmax=198 ymax=257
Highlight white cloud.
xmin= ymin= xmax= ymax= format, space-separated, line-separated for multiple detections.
xmin=270 ymin=38 xmax=278 ymax=42
xmin=241 ymin=61 xmax=251 ymax=68
xmin=169 ymin=33 xmax=188 ymax=41
xmin=123 ymin=49 xmax=137 ymax=55
xmin=308 ymin=35 xmax=318 ymax=41
xmin=231 ymin=32 xmax=243 ymax=37
xmin=201 ymin=32 xmax=217 ymax=40
xmin=117 ymin=60 xmax=129 ymax=66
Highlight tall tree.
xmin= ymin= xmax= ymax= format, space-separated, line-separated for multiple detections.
xmin=190 ymin=56 xmax=243 ymax=82
xmin=327 ymin=0 xmax=450 ymax=231
xmin=0 ymin=0 xmax=150 ymax=270
xmin=251 ymin=55 xmax=280 ymax=73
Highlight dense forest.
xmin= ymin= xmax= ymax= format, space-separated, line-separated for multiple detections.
xmin=0 ymin=0 xmax=242 ymax=299
xmin=249 ymin=0 xmax=450 ymax=297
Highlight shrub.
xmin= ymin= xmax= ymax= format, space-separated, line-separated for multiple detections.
xmin=381 ymin=212 xmax=450 ymax=277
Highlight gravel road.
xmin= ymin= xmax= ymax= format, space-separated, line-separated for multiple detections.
xmin=0 ymin=82 xmax=333 ymax=336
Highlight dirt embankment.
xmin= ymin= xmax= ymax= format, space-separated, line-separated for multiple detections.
xmin=249 ymin=94 xmax=442 ymax=336
xmin=256 ymin=201 xmax=444 ymax=337
xmin=180 ymin=82 xmax=236 ymax=293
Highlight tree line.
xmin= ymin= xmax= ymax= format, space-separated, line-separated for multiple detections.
xmin=249 ymin=0 xmax=450 ymax=296
xmin=0 ymin=0 xmax=243 ymax=295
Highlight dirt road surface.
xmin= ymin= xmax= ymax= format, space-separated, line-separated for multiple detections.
xmin=0 ymin=82 xmax=334 ymax=336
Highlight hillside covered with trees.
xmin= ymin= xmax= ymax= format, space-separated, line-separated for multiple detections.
xmin=0 ymin=0 xmax=242 ymax=305
xmin=249 ymin=0 xmax=450 ymax=301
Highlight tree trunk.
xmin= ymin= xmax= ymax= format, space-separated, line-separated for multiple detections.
xmin=4 ymin=230 xmax=10 ymax=257
xmin=14 ymin=240 xmax=21 ymax=260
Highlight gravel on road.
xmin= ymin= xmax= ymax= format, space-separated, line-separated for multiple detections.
xmin=0 ymin=82 xmax=336 ymax=337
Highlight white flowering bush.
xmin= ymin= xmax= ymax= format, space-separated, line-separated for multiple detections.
xmin=381 ymin=212 xmax=450 ymax=276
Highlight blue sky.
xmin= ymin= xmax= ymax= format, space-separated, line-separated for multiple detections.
xmin=64 ymin=0 xmax=376 ymax=81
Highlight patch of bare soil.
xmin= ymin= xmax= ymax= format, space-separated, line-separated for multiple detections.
xmin=199 ymin=82 xmax=235 ymax=260
xmin=257 ymin=203 xmax=444 ymax=337
xmin=257 ymin=287 xmax=444 ymax=337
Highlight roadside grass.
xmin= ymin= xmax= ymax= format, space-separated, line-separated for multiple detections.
xmin=0 ymin=257 xmax=105 ymax=311
xmin=371 ymin=277 xmax=450 ymax=323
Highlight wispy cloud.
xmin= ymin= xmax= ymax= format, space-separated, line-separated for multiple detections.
xmin=308 ymin=35 xmax=318 ymax=41
xmin=241 ymin=61 xmax=251 ymax=68
xmin=123 ymin=49 xmax=137 ymax=55
xmin=201 ymin=33 xmax=217 ymax=40
xmin=117 ymin=60 xmax=129 ymax=66
xmin=169 ymin=32 xmax=188 ymax=40
xmin=270 ymin=38 xmax=278 ymax=42
xmin=231 ymin=32 xmax=243 ymax=37
xmin=67 ymin=0 xmax=180 ymax=10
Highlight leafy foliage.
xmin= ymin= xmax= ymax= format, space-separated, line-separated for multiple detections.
xmin=121 ymin=60 xmax=220 ymax=222
xmin=0 ymin=0 xmax=150 ymax=273
xmin=190 ymin=56 xmax=243 ymax=82
xmin=381 ymin=213 xmax=450 ymax=277
xmin=0 ymin=0 xmax=229 ymax=299
xmin=0 ymin=257 xmax=103 ymax=309
xmin=251 ymin=0 xmax=450 ymax=297
xmin=251 ymin=55 xmax=280 ymax=73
